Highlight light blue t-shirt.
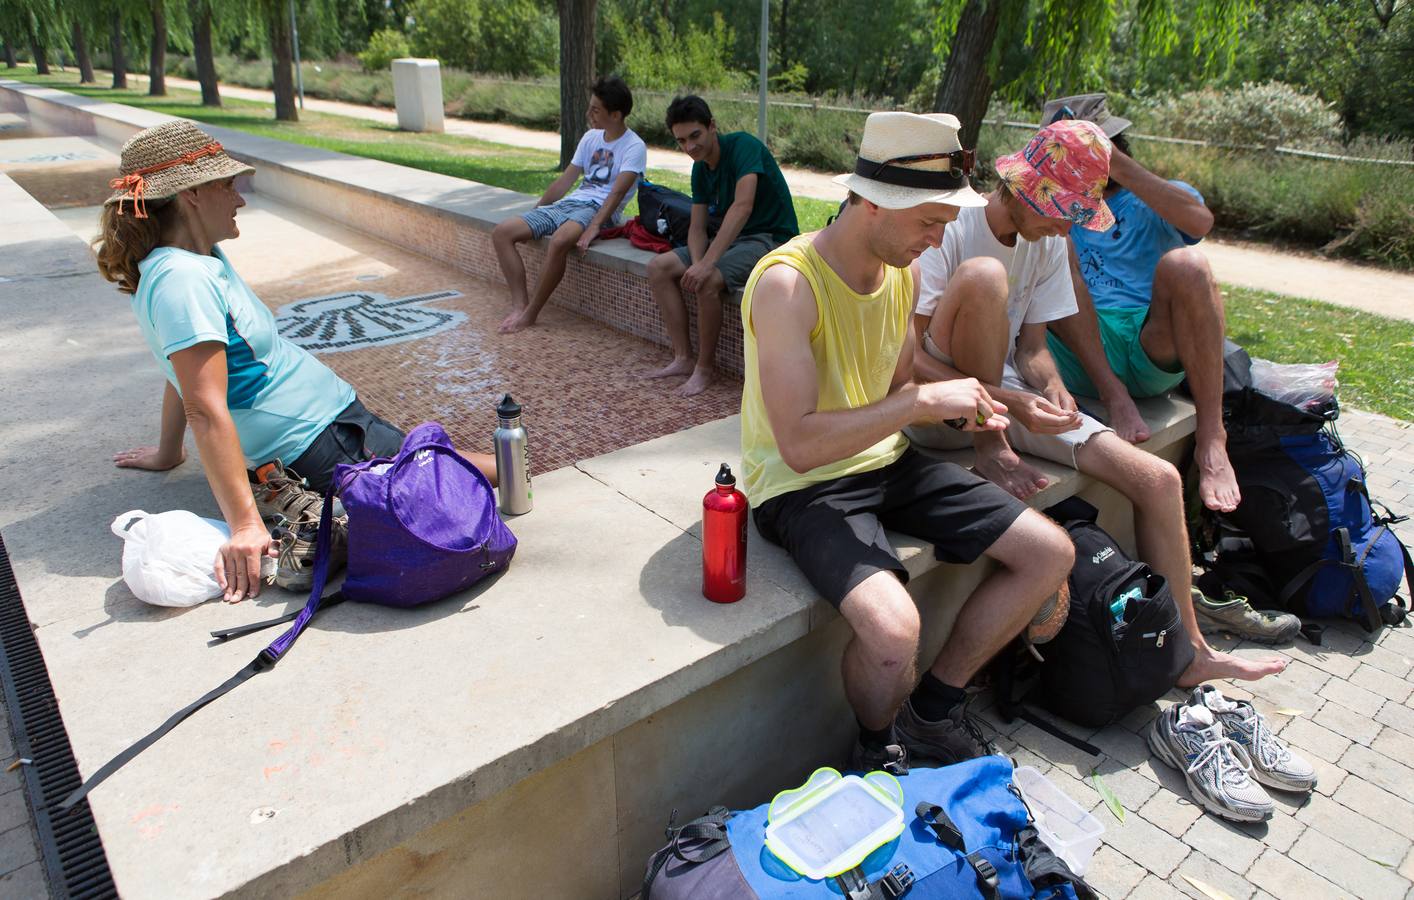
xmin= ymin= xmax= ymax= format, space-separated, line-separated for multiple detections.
xmin=131 ymin=245 xmax=355 ymax=467
xmin=1069 ymin=181 xmax=1204 ymax=311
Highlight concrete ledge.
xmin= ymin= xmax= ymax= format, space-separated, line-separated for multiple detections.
xmin=0 ymin=79 xmax=745 ymax=374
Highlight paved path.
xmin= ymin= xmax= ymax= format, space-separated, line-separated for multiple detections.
xmin=151 ymin=74 xmax=1414 ymax=321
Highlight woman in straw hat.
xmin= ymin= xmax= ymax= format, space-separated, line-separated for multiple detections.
xmin=94 ymin=120 xmax=495 ymax=604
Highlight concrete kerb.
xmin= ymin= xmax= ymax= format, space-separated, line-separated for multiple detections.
xmin=0 ymin=81 xmax=1207 ymax=896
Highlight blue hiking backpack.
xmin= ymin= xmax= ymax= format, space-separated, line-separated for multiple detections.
xmin=1209 ymin=345 xmax=1413 ymax=632
xmin=642 ymin=755 xmax=1095 ymax=900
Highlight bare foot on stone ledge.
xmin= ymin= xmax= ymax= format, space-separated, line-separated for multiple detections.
xmin=642 ymin=357 xmax=695 ymax=379
xmin=972 ymin=433 xmax=1048 ymax=500
xmin=1177 ymin=645 xmax=1287 ymax=687
xmin=1102 ymin=391 xmax=1152 ymax=444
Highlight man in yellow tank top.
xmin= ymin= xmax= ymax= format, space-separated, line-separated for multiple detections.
xmin=741 ymin=112 xmax=1075 ymax=773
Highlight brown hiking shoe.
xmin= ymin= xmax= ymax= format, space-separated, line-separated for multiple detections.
xmin=250 ymin=461 xmax=324 ymax=526
xmin=271 ymin=516 xmax=348 ymax=592
xmin=893 ymin=697 xmax=995 ymax=766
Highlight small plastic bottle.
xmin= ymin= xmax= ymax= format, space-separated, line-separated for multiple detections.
xmin=702 ymin=463 xmax=748 ymax=603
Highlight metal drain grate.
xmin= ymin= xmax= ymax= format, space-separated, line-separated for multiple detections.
xmin=0 ymin=535 xmax=117 ymax=899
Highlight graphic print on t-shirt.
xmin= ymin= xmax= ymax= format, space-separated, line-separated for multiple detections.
xmin=585 ymin=147 xmax=615 ymax=188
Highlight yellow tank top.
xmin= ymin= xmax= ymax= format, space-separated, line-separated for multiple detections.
xmin=740 ymin=234 xmax=912 ymax=507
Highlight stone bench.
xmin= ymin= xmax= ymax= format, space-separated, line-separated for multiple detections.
xmin=0 ymin=80 xmax=1200 ymax=898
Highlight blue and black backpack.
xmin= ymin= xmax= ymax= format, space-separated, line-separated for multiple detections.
xmin=641 ymin=756 xmax=1095 ymax=900
xmin=1204 ymin=344 xmax=1413 ymax=632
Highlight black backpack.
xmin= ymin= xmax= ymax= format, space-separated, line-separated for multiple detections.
xmin=637 ymin=180 xmax=720 ymax=247
xmin=1030 ymin=499 xmax=1194 ymax=729
xmin=1194 ymin=343 xmax=1413 ymax=631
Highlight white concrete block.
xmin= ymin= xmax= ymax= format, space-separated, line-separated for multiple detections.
xmin=391 ymin=58 xmax=444 ymax=133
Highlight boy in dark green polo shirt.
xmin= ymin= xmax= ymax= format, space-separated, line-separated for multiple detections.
xmin=644 ymin=95 xmax=799 ymax=396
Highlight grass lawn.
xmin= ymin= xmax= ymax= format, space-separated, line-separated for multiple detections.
xmin=8 ymin=70 xmax=1412 ymax=420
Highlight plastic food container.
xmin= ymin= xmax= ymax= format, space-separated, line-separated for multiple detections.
xmin=1013 ymin=766 xmax=1104 ymax=876
xmin=764 ymin=769 xmax=906 ymax=880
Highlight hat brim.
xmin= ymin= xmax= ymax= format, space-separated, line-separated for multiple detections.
xmin=994 ymin=154 xmax=1114 ymax=232
xmin=1098 ymin=115 xmax=1131 ymax=139
xmin=832 ymin=172 xmax=987 ymax=210
xmin=105 ymin=155 xmax=255 ymax=207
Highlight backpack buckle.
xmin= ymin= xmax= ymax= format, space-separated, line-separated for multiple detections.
xmin=879 ymin=863 xmax=915 ymax=898
xmin=968 ymin=851 xmax=1000 ymax=896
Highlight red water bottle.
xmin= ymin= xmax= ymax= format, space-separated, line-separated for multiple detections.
xmin=703 ymin=463 xmax=748 ymax=603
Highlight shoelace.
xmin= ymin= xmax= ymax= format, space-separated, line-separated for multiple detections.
xmin=1186 ymin=726 xmax=1256 ymax=787
xmin=1240 ymin=707 xmax=1291 ymax=768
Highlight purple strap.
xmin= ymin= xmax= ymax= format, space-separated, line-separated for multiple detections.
xmin=265 ymin=493 xmax=336 ymax=659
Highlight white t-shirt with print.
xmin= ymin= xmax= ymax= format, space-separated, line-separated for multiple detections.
xmin=565 ymin=127 xmax=648 ymax=216
xmin=916 ymin=204 xmax=1077 ymax=367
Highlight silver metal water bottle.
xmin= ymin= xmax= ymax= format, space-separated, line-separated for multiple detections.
xmin=493 ymin=393 xmax=533 ymax=515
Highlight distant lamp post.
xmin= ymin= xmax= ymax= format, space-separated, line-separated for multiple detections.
xmin=289 ymin=0 xmax=305 ymax=109
xmin=758 ymin=0 xmax=768 ymax=143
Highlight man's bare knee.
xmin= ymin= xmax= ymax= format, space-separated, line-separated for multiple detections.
xmin=991 ymin=509 xmax=1073 ymax=581
xmin=1155 ymin=246 xmax=1216 ymax=297
xmin=841 ymin=577 xmax=921 ymax=664
xmin=952 ymin=256 xmax=1008 ymax=295
xmin=647 ymin=253 xmax=683 ymax=285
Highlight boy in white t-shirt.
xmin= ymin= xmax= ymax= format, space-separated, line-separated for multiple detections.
xmin=492 ymin=76 xmax=648 ymax=333
xmin=911 ymin=120 xmax=1285 ymax=686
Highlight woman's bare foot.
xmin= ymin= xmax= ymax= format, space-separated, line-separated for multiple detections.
xmin=1102 ymin=391 xmax=1152 ymax=443
xmin=1196 ymin=435 xmax=1241 ymax=512
xmin=677 ymin=368 xmax=714 ymax=397
xmin=642 ymin=356 xmax=696 ymax=379
xmin=972 ymin=433 xmax=1049 ymax=500
xmin=1178 ymin=644 xmax=1287 ymax=687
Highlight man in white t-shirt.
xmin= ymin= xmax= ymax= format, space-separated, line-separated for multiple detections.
xmin=910 ymin=120 xmax=1286 ymax=686
xmin=492 ymin=76 xmax=648 ymax=333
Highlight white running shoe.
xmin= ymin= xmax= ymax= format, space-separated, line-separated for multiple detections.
xmin=1148 ymin=701 xmax=1275 ymax=822
xmin=1190 ymin=684 xmax=1317 ymax=793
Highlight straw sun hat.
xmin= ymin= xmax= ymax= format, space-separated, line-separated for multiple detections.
xmin=106 ymin=120 xmax=254 ymax=218
xmin=833 ymin=111 xmax=985 ymax=210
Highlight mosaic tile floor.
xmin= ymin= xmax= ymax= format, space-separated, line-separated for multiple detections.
xmin=56 ymin=191 xmax=742 ymax=476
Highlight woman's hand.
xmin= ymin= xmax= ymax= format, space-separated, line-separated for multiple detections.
xmin=113 ymin=445 xmax=186 ymax=471
xmin=214 ymin=522 xmax=278 ymax=603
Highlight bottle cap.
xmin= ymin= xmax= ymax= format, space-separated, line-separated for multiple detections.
xmin=715 ymin=463 xmax=735 ymax=486
xmin=497 ymin=393 xmax=522 ymax=419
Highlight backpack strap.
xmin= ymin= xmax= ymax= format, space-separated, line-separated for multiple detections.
xmin=641 ymin=807 xmax=732 ymax=900
xmin=916 ymin=801 xmax=1000 ymax=900
xmin=833 ymin=863 xmax=915 ymax=900
xmin=60 ymin=496 xmax=341 ymax=810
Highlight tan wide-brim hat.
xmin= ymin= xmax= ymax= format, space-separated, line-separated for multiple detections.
xmin=106 ymin=119 xmax=254 ymax=217
xmin=1040 ymin=93 xmax=1132 ymax=139
xmin=833 ymin=111 xmax=986 ymax=210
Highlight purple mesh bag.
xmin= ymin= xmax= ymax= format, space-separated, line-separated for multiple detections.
xmin=62 ymin=422 xmax=516 ymax=809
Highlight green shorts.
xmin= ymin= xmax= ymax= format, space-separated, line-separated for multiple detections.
xmin=1046 ymin=306 xmax=1185 ymax=399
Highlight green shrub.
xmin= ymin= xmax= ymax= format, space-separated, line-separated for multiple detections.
xmin=358 ymin=28 xmax=411 ymax=73
xmin=607 ymin=11 xmax=746 ymax=92
xmin=1136 ymin=82 xmax=1341 ymax=150
xmin=408 ymin=0 xmax=480 ymax=68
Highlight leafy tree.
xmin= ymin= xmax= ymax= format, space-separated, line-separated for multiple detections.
xmin=263 ymin=0 xmax=298 ymax=120
xmin=190 ymin=0 xmax=220 ymax=104
xmin=408 ymin=0 xmax=480 ymax=65
xmin=931 ymin=0 xmax=1257 ymax=147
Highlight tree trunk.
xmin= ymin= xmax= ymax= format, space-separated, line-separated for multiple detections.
xmin=149 ymin=0 xmax=167 ymax=95
xmin=190 ymin=0 xmax=221 ymax=106
xmin=3 ymin=37 xmax=17 ymax=68
xmin=932 ymin=0 xmax=1001 ymax=149
xmin=267 ymin=0 xmax=298 ymax=121
xmin=111 ymin=11 xmax=128 ymax=88
xmin=26 ymin=17 xmax=49 ymax=74
xmin=555 ymin=0 xmax=597 ymax=169
xmin=73 ymin=21 xmax=95 ymax=83
xmin=779 ymin=0 xmax=789 ymax=69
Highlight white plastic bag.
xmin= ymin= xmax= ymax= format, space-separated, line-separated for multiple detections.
xmin=1250 ymin=358 xmax=1339 ymax=410
xmin=112 ymin=509 xmax=229 ymax=607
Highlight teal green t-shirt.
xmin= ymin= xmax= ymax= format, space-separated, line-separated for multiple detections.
xmin=131 ymin=245 xmax=356 ymax=467
xmin=690 ymin=132 xmax=799 ymax=243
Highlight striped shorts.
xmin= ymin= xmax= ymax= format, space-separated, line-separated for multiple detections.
xmin=520 ymin=198 xmax=602 ymax=238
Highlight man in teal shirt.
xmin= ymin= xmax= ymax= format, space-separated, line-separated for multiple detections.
xmin=644 ymin=95 xmax=799 ymax=396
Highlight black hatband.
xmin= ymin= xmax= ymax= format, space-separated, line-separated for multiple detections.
xmin=853 ymin=159 xmax=969 ymax=190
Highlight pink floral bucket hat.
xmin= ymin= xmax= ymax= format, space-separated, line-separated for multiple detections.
xmin=993 ymin=119 xmax=1114 ymax=231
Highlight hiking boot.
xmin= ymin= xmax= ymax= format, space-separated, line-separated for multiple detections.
xmin=1191 ymin=587 xmax=1301 ymax=644
xmin=271 ymin=516 xmax=348 ymax=592
xmin=250 ymin=461 xmax=324 ymax=527
xmin=893 ymin=696 xmax=995 ymax=766
xmin=1148 ymin=700 xmax=1274 ymax=823
xmin=1190 ymin=685 xmax=1317 ymax=793
xmin=847 ymin=734 xmax=909 ymax=776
